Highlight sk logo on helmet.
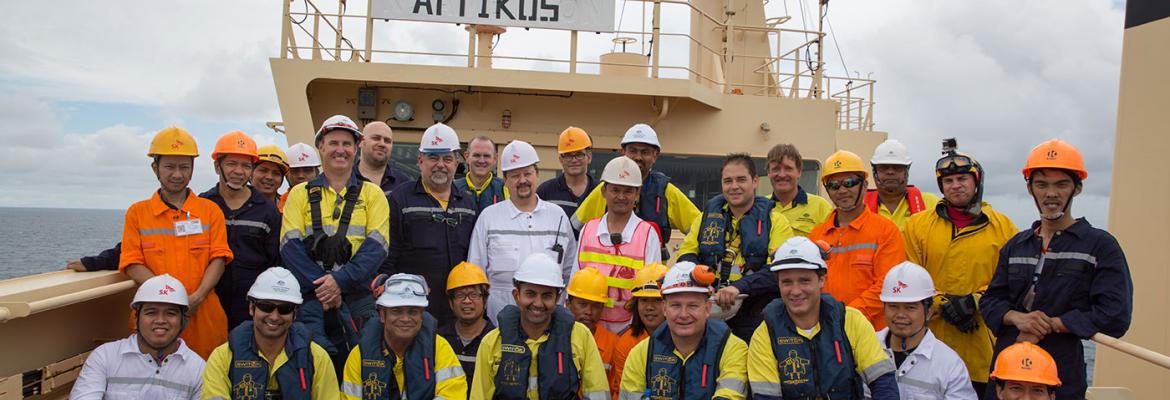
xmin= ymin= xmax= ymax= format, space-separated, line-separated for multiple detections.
xmin=171 ymin=139 xmax=184 ymax=149
xmin=237 ymin=139 xmax=246 ymax=148
xmin=159 ymin=284 xmax=176 ymax=296
xmin=1046 ymin=150 xmax=1058 ymax=160
xmin=833 ymin=160 xmax=842 ymax=168
xmin=1021 ymin=357 xmax=1033 ymax=370
xmin=299 ymin=152 xmax=310 ymax=161
xmin=892 ymin=280 xmax=908 ymax=294
xmin=619 ymin=169 xmax=631 ymax=179
xmin=510 ymin=153 xmax=521 ymax=164
xmin=431 ymin=136 xmax=444 ymax=146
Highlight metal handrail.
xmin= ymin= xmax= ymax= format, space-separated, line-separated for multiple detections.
xmin=279 ymin=0 xmax=877 ymax=130
xmin=1093 ymin=333 xmax=1170 ymax=370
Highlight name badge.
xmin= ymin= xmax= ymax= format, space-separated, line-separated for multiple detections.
xmin=175 ymin=218 xmax=203 ymax=236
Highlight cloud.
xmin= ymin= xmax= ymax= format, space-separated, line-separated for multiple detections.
xmin=0 ymin=0 xmax=1124 ymax=228
xmin=808 ymin=0 xmax=1122 ymax=226
xmin=0 ymin=95 xmax=219 ymax=209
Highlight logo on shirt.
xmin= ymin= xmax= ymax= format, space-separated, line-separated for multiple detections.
xmin=362 ymin=359 xmax=386 ymax=368
xmin=500 ymin=360 xmax=524 ymax=387
xmin=650 ymin=368 xmax=677 ymax=398
xmin=364 ymin=373 xmax=387 ymax=399
xmin=232 ymin=373 xmax=261 ymax=400
xmin=779 ymin=350 xmax=810 ymax=385
xmin=501 ymin=344 xmax=527 ymax=354
xmin=651 ymin=354 xmax=678 ymax=365
xmin=700 ymin=215 xmax=724 ymax=246
xmin=775 ymin=336 xmax=803 ymax=345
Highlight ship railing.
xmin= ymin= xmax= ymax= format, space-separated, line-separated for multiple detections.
xmin=279 ymin=0 xmax=876 ymax=131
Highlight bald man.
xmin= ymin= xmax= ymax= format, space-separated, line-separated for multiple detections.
xmin=357 ymin=121 xmax=413 ymax=196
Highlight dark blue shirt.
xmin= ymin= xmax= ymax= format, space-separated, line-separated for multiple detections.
xmin=200 ymin=185 xmax=281 ymax=270
xmin=536 ymin=173 xmax=598 ymax=223
xmin=381 ymin=180 xmax=478 ymax=327
xmin=353 ymin=162 xmax=412 ymax=198
xmin=981 ymin=218 xmax=1132 ymax=399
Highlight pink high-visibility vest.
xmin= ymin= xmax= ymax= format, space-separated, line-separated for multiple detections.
xmin=578 ymin=218 xmax=654 ymax=328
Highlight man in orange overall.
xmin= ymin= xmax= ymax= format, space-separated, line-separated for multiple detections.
xmin=120 ymin=127 xmax=233 ymax=359
xmin=808 ymin=150 xmax=906 ymax=330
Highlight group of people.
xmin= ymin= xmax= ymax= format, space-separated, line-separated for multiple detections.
xmin=66 ymin=115 xmax=1132 ymax=400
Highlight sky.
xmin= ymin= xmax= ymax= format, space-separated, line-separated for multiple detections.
xmin=0 ymin=0 xmax=1125 ymax=229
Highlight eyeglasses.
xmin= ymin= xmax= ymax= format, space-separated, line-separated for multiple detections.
xmin=823 ymin=176 xmax=863 ymax=190
xmin=432 ymin=213 xmax=459 ymax=227
xmin=253 ymin=301 xmax=297 ymax=315
xmin=560 ymin=151 xmax=589 ymax=161
xmin=453 ymin=291 xmax=484 ymax=301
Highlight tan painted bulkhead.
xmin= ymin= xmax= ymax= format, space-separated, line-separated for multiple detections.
xmin=1096 ymin=14 xmax=1170 ymax=398
xmin=280 ymin=70 xmax=881 ymax=167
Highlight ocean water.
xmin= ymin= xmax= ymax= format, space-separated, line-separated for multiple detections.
xmin=0 ymin=207 xmax=125 ymax=280
xmin=0 ymin=207 xmax=1098 ymax=380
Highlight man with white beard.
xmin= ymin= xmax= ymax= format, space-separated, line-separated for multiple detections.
xmin=382 ymin=123 xmax=479 ymax=331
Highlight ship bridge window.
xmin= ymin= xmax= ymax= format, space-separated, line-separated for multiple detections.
xmin=589 ymin=152 xmax=822 ymax=208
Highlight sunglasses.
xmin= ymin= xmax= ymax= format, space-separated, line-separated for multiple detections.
xmin=253 ymin=301 xmax=297 ymax=315
xmin=432 ymin=213 xmax=459 ymax=227
xmin=824 ymin=176 xmax=864 ymax=190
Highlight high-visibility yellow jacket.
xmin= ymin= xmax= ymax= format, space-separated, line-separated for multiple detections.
xmin=469 ymin=322 xmax=610 ymax=400
xmin=618 ymin=328 xmax=748 ymax=400
xmin=903 ymin=203 xmax=1016 ymax=383
xmin=340 ymin=336 xmax=467 ymax=400
xmin=770 ymin=187 xmax=834 ymax=237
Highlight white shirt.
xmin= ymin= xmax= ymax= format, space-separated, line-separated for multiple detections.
xmin=865 ymin=329 xmax=977 ymax=400
xmin=71 ymin=335 xmax=205 ymax=400
xmin=468 ymin=198 xmax=578 ymax=325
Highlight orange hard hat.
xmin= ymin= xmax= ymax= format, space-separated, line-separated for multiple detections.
xmin=211 ymin=131 xmax=259 ymax=162
xmin=1022 ymin=139 xmax=1087 ymax=181
xmin=990 ymin=342 xmax=1062 ymax=387
xmin=558 ymin=127 xmax=593 ymax=154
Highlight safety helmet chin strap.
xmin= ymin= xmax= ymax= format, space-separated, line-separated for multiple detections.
xmin=134 ymin=304 xmax=190 ymax=364
xmin=1028 ymin=171 xmax=1080 ymax=221
xmin=892 ymin=300 xmax=932 ymax=352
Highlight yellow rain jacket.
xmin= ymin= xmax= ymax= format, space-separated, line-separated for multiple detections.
xmin=903 ymin=202 xmax=1016 ymax=383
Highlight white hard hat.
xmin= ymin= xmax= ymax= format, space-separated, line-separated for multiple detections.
xmin=769 ymin=237 xmax=828 ymax=272
xmin=880 ymin=261 xmax=936 ymax=303
xmin=376 ymin=274 xmax=430 ymax=308
xmin=419 ymin=123 xmax=461 ymax=154
xmin=513 ymin=253 xmax=565 ymax=288
xmin=315 ymin=115 xmax=362 ymax=145
xmin=601 ymin=156 xmax=642 ymax=187
xmin=131 ymin=274 xmax=190 ymax=309
xmin=661 ymin=262 xmax=711 ymax=295
xmin=287 ymin=143 xmax=322 ymax=168
xmin=620 ymin=123 xmax=661 ymax=149
xmin=871 ymin=139 xmax=912 ymax=166
xmin=500 ymin=140 xmax=540 ymax=172
xmin=247 ymin=267 xmax=303 ymax=305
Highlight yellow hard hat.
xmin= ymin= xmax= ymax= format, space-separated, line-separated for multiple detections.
xmin=566 ymin=267 xmax=609 ymax=304
xmin=147 ymin=127 xmax=199 ymax=158
xmin=631 ymin=263 xmax=669 ymax=298
xmin=257 ymin=145 xmax=290 ymax=174
xmin=558 ymin=127 xmax=593 ymax=154
xmin=446 ymin=261 xmax=489 ymax=292
xmin=821 ymin=150 xmax=868 ymax=180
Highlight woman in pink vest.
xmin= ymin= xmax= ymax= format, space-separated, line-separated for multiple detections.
xmin=576 ymin=156 xmax=663 ymax=333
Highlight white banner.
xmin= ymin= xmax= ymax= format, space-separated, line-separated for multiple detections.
xmin=371 ymin=0 xmax=615 ymax=32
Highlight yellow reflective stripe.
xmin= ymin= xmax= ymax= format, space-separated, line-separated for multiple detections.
xmin=579 ymin=252 xmax=644 ymax=269
xmin=606 ymin=276 xmax=636 ymax=290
